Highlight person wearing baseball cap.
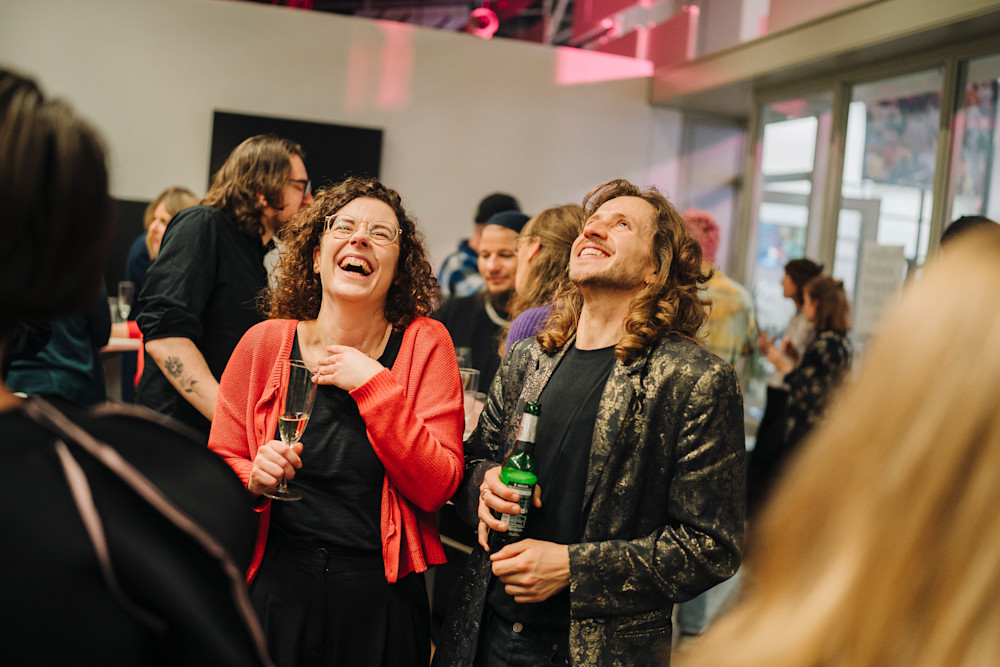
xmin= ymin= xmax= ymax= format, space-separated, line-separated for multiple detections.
xmin=434 ymin=209 xmax=530 ymax=391
xmin=438 ymin=193 xmax=521 ymax=301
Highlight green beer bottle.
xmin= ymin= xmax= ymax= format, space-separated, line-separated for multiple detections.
xmin=496 ymin=402 xmax=540 ymax=543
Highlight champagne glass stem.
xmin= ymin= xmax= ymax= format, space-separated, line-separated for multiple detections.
xmin=276 ymin=436 xmax=294 ymax=494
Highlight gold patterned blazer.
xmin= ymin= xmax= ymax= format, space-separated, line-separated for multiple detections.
xmin=433 ymin=333 xmax=746 ymax=667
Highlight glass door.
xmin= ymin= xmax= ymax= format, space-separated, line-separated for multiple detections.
xmin=743 ymin=92 xmax=833 ymax=422
xmin=748 ymin=92 xmax=834 ymax=335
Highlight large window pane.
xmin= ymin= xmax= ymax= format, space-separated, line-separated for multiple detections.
xmin=745 ymin=93 xmax=833 ymax=426
xmin=751 ymin=94 xmax=833 ymax=334
xmin=835 ymin=69 xmax=943 ymax=316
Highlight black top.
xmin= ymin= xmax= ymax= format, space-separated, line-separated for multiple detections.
xmin=432 ymin=291 xmax=505 ymax=391
xmin=272 ymin=331 xmax=403 ymax=550
xmin=136 ymin=206 xmax=268 ymax=438
xmin=0 ymin=400 xmax=266 ymax=666
xmin=488 ymin=344 xmax=616 ymax=631
xmin=125 ymin=233 xmax=152 ymax=317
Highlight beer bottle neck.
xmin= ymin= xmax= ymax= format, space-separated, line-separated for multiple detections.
xmin=516 ymin=412 xmax=538 ymax=444
xmin=511 ymin=438 xmax=535 ymax=456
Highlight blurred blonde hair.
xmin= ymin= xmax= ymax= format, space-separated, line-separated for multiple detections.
xmin=142 ymin=186 xmax=198 ymax=230
xmin=499 ymin=204 xmax=584 ymax=352
xmin=143 ymin=186 xmax=198 ymax=258
xmin=681 ymin=228 xmax=1000 ymax=667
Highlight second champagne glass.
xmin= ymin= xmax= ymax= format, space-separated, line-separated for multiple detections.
xmin=265 ymin=358 xmax=317 ymax=502
xmin=117 ymin=280 xmax=135 ymax=320
xmin=459 ymin=367 xmax=480 ymax=423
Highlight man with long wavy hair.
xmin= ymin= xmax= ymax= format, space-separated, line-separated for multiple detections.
xmin=137 ymin=134 xmax=314 ymax=439
xmin=434 ymin=179 xmax=746 ymax=667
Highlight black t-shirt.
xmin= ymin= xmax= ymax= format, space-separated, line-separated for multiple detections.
xmin=136 ymin=206 xmax=268 ymax=439
xmin=271 ymin=331 xmax=403 ymax=550
xmin=488 ymin=344 xmax=616 ymax=631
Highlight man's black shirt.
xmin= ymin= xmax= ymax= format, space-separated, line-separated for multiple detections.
xmin=488 ymin=343 xmax=616 ymax=631
xmin=136 ymin=206 xmax=268 ymax=439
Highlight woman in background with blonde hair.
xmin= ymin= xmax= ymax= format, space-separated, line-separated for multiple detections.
xmin=679 ymin=228 xmax=1000 ymax=667
xmin=502 ymin=204 xmax=585 ymax=352
xmin=126 ymin=186 xmax=199 ymax=301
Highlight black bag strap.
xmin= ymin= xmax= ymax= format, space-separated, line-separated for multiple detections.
xmin=22 ymin=397 xmax=273 ymax=667
xmin=52 ymin=436 xmax=168 ymax=632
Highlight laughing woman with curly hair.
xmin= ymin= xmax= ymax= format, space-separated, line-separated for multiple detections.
xmin=209 ymin=177 xmax=465 ymax=666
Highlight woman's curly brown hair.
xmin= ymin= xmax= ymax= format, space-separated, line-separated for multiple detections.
xmin=538 ymin=179 xmax=711 ymax=364
xmin=265 ymin=177 xmax=439 ymax=330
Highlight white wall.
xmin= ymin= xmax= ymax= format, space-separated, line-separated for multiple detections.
xmin=676 ymin=116 xmax=746 ymax=273
xmin=0 ymin=0 xmax=683 ymax=265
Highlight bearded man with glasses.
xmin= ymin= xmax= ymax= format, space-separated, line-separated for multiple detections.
xmin=137 ymin=134 xmax=314 ymax=440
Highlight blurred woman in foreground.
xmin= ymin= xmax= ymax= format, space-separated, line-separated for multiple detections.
xmin=0 ymin=68 xmax=270 ymax=666
xmin=209 ymin=178 xmax=464 ymax=666
xmin=680 ymin=228 xmax=1000 ymax=667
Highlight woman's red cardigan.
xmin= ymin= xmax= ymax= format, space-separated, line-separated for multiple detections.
xmin=208 ymin=317 xmax=465 ymax=584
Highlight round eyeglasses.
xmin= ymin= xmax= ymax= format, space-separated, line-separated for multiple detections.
xmin=324 ymin=214 xmax=402 ymax=246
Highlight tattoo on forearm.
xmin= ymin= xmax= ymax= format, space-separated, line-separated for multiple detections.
xmin=164 ymin=356 xmax=200 ymax=395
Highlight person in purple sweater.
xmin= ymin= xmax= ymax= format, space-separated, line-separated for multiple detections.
xmin=503 ymin=204 xmax=585 ymax=353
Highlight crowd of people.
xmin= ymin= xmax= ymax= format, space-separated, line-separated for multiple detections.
xmin=3 ymin=65 xmax=1000 ymax=667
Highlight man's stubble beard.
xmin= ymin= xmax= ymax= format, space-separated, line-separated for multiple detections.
xmin=570 ymin=264 xmax=646 ymax=293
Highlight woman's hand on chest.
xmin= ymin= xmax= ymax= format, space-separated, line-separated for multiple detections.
xmin=314 ymin=344 xmax=385 ymax=392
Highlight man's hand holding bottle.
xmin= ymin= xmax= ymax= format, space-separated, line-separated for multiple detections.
xmin=476 ymin=466 xmax=543 ymax=551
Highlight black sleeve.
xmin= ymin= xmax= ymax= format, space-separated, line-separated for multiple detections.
xmin=87 ymin=281 xmax=112 ymax=347
xmin=1 ymin=320 xmax=51 ymax=377
xmin=453 ymin=340 xmax=531 ymax=526
xmin=125 ymin=235 xmax=151 ymax=309
xmin=137 ymin=208 xmax=219 ymax=344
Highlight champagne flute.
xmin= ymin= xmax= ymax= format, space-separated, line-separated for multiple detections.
xmin=117 ymin=280 xmax=135 ymax=320
xmin=265 ymin=358 xmax=317 ymax=502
